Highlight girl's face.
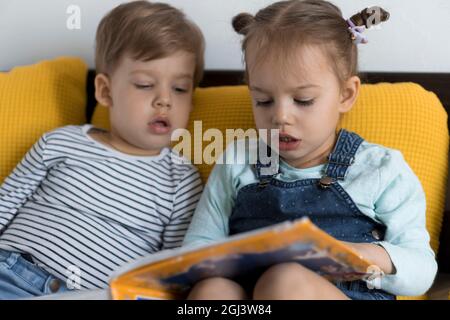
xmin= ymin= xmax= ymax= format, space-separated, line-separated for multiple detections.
xmin=247 ymin=45 xmax=360 ymax=169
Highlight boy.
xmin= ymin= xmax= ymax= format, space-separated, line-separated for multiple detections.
xmin=0 ymin=1 xmax=204 ymax=299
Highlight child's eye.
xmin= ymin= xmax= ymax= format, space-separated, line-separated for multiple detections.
xmin=256 ymin=100 xmax=273 ymax=107
xmin=294 ymin=99 xmax=314 ymax=107
xmin=174 ymin=87 xmax=188 ymax=93
xmin=134 ymin=84 xmax=153 ymax=90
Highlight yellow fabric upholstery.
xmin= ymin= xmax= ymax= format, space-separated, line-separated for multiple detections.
xmin=91 ymin=104 xmax=110 ymax=131
xmin=92 ymin=83 xmax=448 ymax=299
xmin=0 ymin=57 xmax=88 ymax=184
xmin=339 ymin=83 xmax=449 ymax=255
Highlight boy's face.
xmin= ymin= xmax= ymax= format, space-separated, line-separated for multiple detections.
xmin=247 ymin=44 xmax=359 ymax=169
xmin=96 ymin=51 xmax=196 ymax=156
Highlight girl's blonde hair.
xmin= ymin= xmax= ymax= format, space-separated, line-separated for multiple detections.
xmin=232 ymin=0 xmax=389 ymax=86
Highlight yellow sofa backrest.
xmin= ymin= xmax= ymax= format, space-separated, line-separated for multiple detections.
xmin=93 ymin=83 xmax=449 ymax=257
xmin=0 ymin=57 xmax=88 ymax=185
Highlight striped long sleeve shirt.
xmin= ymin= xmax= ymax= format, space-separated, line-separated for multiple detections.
xmin=0 ymin=124 xmax=203 ymax=289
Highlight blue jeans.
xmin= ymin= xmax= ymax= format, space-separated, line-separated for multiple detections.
xmin=0 ymin=249 xmax=69 ymax=299
xmin=335 ymin=280 xmax=396 ymax=300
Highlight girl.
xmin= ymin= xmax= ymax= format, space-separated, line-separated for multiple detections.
xmin=183 ymin=0 xmax=437 ymax=300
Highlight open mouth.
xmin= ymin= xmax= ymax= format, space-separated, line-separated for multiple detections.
xmin=279 ymin=133 xmax=299 ymax=142
xmin=152 ymin=119 xmax=170 ymax=128
xmin=278 ymin=133 xmax=301 ymax=151
xmin=148 ymin=117 xmax=171 ymax=134
xmin=280 ymin=136 xmax=298 ymax=142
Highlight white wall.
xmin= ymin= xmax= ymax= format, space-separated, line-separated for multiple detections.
xmin=1 ymin=0 xmax=450 ymax=72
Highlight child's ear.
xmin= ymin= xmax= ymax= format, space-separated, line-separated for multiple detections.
xmin=338 ymin=76 xmax=361 ymax=113
xmin=94 ymin=73 xmax=113 ymax=108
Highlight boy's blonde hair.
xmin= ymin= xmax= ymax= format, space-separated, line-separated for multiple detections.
xmin=95 ymin=1 xmax=205 ymax=86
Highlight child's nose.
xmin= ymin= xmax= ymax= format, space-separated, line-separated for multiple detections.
xmin=154 ymin=98 xmax=171 ymax=109
xmin=272 ymin=103 xmax=291 ymax=126
xmin=153 ymin=89 xmax=172 ymax=109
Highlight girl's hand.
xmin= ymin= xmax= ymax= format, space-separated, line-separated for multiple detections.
xmin=342 ymin=241 xmax=395 ymax=275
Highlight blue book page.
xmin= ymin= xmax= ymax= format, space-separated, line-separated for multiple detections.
xmin=160 ymin=242 xmax=366 ymax=292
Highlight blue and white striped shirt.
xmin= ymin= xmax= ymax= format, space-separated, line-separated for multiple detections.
xmin=0 ymin=124 xmax=203 ymax=289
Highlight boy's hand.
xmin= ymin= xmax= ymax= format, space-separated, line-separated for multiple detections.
xmin=342 ymin=241 xmax=395 ymax=275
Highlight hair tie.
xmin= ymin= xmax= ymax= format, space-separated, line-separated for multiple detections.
xmin=347 ymin=19 xmax=368 ymax=45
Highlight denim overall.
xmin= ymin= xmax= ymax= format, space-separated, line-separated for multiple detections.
xmin=229 ymin=129 xmax=395 ymax=300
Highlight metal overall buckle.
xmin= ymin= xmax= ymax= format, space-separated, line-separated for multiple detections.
xmin=258 ymin=179 xmax=271 ymax=189
xmin=318 ymin=176 xmax=336 ymax=189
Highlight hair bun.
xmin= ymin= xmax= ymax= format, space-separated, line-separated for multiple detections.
xmin=232 ymin=13 xmax=255 ymax=35
xmin=350 ymin=6 xmax=390 ymax=28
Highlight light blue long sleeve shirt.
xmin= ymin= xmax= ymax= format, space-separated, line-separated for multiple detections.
xmin=183 ymin=139 xmax=438 ymax=296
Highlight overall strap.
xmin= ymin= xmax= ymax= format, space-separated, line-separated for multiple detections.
xmin=319 ymin=129 xmax=364 ymax=188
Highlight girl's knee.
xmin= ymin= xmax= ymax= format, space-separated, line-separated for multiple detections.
xmin=253 ymin=263 xmax=323 ymax=299
xmin=259 ymin=262 xmax=314 ymax=284
xmin=187 ymin=277 xmax=247 ymax=300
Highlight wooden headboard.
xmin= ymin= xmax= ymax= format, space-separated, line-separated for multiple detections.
xmin=86 ymin=70 xmax=450 ymax=272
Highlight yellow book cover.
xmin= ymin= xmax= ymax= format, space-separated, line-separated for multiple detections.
xmin=109 ymin=217 xmax=375 ymax=300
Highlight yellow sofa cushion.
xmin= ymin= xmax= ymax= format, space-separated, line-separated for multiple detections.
xmin=340 ymin=83 xmax=448 ymax=255
xmin=92 ymin=83 xmax=448 ymax=256
xmin=0 ymin=57 xmax=88 ymax=184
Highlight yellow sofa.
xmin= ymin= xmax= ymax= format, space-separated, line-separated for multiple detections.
xmin=1 ymin=57 xmax=449 ymax=299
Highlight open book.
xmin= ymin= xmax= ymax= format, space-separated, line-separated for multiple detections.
xmin=109 ymin=217 xmax=375 ymax=300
